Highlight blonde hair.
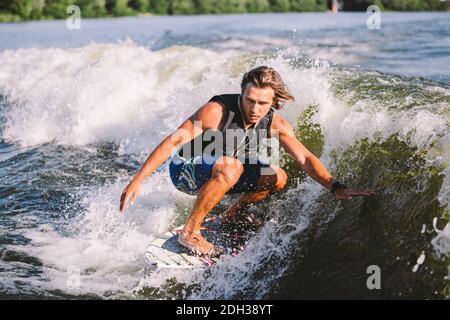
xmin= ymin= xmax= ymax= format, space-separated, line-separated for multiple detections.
xmin=241 ymin=66 xmax=295 ymax=109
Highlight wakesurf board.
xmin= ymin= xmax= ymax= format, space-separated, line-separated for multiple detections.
xmin=145 ymin=217 xmax=253 ymax=270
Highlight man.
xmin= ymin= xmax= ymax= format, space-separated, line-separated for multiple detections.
xmin=119 ymin=66 xmax=375 ymax=256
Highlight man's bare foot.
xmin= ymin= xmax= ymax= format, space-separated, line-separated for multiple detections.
xmin=178 ymin=230 xmax=222 ymax=256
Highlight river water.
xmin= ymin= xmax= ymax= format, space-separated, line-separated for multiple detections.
xmin=0 ymin=12 xmax=449 ymax=299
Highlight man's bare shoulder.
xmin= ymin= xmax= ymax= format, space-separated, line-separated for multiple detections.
xmin=191 ymin=101 xmax=227 ymax=130
xmin=271 ymin=113 xmax=293 ymax=132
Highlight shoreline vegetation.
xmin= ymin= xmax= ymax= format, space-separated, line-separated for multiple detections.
xmin=0 ymin=0 xmax=448 ymax=23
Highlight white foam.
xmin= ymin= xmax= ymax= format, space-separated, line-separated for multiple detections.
xmin=11 ymin=171 xmax=186 ymax=297
xmin=0 ymin=41 xmax=240 ymax=153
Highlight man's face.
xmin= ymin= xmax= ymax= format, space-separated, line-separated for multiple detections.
xmin=241 ymin=84 xmax=275 ymax=126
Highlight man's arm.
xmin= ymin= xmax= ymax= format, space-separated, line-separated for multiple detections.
xmin=119 ymin=102 xmax=225 ymax=212
xmin=272 ymin=113 xmax=333 ymax=190
xmin=272 ymin=114 xmax=375 ymax=200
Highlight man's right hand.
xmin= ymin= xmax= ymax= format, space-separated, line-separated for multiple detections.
xmin=119 ymin=180 xmax=141 ymax=213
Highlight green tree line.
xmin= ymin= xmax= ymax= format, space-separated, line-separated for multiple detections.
xmin=343 ymin=0 xmax=446 ymax=11
xmin=0 ymin=0 xmax=447 ymax=22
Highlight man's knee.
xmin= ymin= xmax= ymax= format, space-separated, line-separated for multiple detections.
xmin=257 ymin=165 xmax=288 ymax=192
xmin=212 ymin=156 xmax=244 ymax=186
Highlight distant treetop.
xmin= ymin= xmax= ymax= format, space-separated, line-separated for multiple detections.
xmin=0 ymin=0 xmax=447 ymax=22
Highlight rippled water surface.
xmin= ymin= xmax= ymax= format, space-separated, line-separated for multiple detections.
xmin=0 ymin=12 xmax=449 ymax=299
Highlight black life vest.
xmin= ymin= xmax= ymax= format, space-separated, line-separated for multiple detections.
xmin=176 ymin=94 xmax=275 ymax=159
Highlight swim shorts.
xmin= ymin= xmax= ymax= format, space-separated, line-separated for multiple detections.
xmin=169 ymin=154 xmax=271 ymax=195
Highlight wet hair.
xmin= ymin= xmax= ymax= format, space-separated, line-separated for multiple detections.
xmin=240 ymin=66 xmax=295 ymax=109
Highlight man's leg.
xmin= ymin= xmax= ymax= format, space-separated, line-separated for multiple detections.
xmin=221 ymin=165 xmax=288 ymax=223
xmin=179 ymin=156 xmax=244 ymax=255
